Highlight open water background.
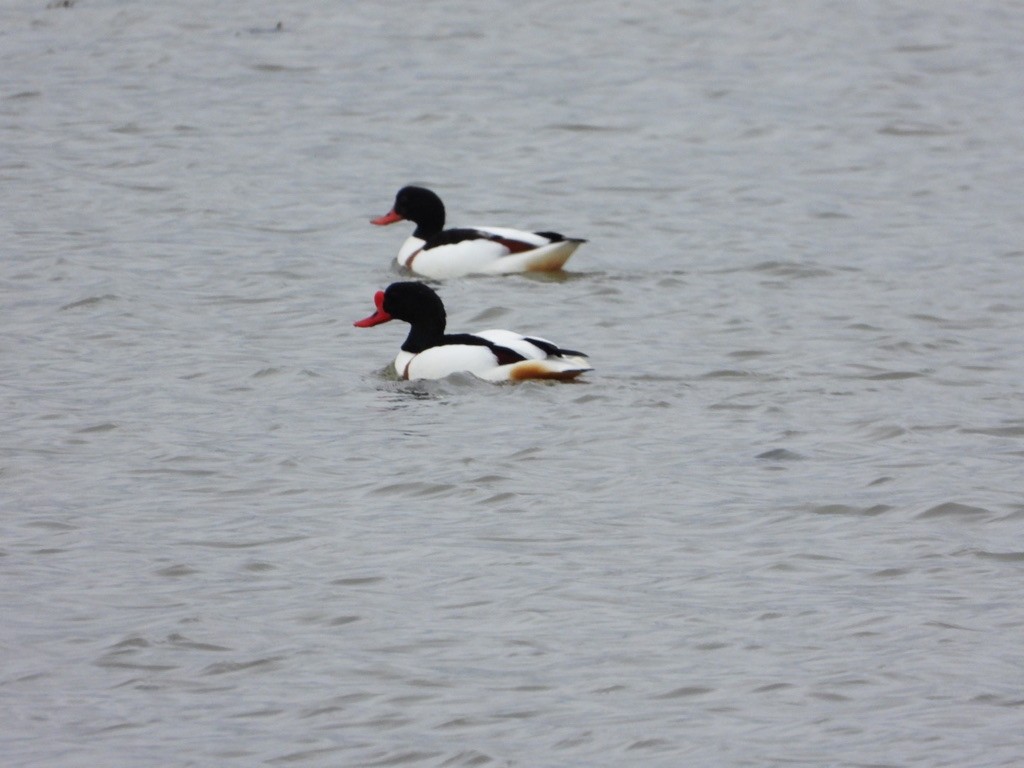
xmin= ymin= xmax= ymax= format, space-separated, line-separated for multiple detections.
xmin=3 ymin=1 xmax=1024 ymax=766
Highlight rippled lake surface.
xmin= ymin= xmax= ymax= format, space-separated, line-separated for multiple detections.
xmin=4 ymin=2 xmax=1024 ymax=766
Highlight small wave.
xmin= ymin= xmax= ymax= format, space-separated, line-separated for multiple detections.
xmin=75 ymin=422 xmax=118 ymax=433
xmin=546 ymin=122 xmax=633 ymax=133
xmin=879 ymin=121 xmax=954 ymax=137
xmin=971 ymin=693 xmax=1024 ymax=707
xmin=202 ymin=656 xmax=283 ymax=676
xmin=916 ymin=502 xmax=992 ymax=520
xmin=756 ymin=448 xmax=804 ymax=461
xmin=180 ymin=535 xmax=308 ymax=549
xmin=961 ymin=425 xmax=1024 ymax=438
xmin=701 ymin=369 xmax=754 ymax=379
xmin=968 ymin=550 xmax=1024 ymax=563
xmin=727 ymin=349 xmax=771 ymax=359
xmin=652 ymin=685 xmax=713 ymax=699
xmin=627 ymin=739 xmax=674 ymax=753
xmin=154 ymin=564 xmax=199 ymax=577
xmin=871 ymin=567 xmax=910 ymax=578
xmin=371 ymin=481 xmax=458 ymax=498
xmin=60 ymin=294 xmax=118 ymax=310
xmin=812 ymin=504 xmax=891 ymax=516
xmin=167 ymin=634 xmax=232 ymax=652
xmin=749 ymin=260 xmax=833 ymax=278
xmin=249 ymin=63 xmax=316 ymax=73
xmin=863 ymin=370 xmax=926 ymax=381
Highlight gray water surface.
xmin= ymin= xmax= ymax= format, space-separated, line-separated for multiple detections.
xmin=3 ymin=2 xmax=1024 ymax=766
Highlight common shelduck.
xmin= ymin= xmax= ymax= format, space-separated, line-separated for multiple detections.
xmin=370 ymin=186 xmax=586 ymax=279
xmin=353 ymin=281 xmax=592 ymax=382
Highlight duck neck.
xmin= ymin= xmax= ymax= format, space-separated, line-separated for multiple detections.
xmin=401 ymin=317 xmax=446 ymax=354
xmin=410 ymin=200 xmax=445 ymax=240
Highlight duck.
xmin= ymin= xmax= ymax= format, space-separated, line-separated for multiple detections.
xmin=353 ymin=281 xmax=592 ymax=382
xmin=370 ymin=186 xmax=586 ymax=279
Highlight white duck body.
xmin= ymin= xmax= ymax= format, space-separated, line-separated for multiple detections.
xmin=397 ymin=229 xmax=583 ymax=278
xmin=375 ymin=187 xmax=585 ymax=279
xmin=394 ymin=329 xmax=592 ymax=382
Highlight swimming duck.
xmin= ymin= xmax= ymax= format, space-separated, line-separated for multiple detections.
xmin=353 ymin=281 xmax=592 ymax=382
xmin=371 ymin=186 xmax=586 ymax=278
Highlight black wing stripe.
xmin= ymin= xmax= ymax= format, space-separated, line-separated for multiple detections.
xmin=422 ymin=228 xmax=491 ymax=250
xmin=522 ymin=336 xmax=588 ymax=358
xmin=440 ymin=333 xmax=528 ymax=364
